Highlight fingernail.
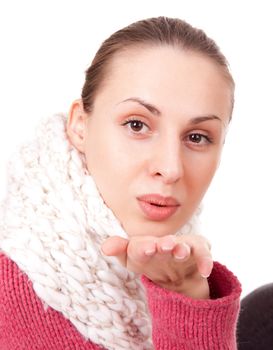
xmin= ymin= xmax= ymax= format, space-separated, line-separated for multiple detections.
xmin=201 ymin=272 xmax=210 ymax=278
xmin=100 ymin=246 xmax=107 ymax=255
xmin=145 ymin=248 xmax=156 ymax=256
xmin=161 ymin=236 xmax=175 ymax=251
xmin=200 ymin=258 xmax=213 ymax=278
xmin=174 ymin=253 xmax=186 ymax=260
xmin=174 ymin=243 xmax=190 ymax=260
xmin=161 ymin=245 xmax=174 ymax=251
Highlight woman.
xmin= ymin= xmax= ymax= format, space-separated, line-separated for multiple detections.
xmin=0 ymin=17 xmax=241 ymax=349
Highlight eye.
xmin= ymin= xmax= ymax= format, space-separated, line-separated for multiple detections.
xmin=187 ymin=133 xmax=212 ymax=145
xmin=122 ymin=118 xmax=150 ymax=134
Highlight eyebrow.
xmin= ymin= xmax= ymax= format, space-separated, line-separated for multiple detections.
xmin=119 ymin=97 xmax=222 ymax=124
xmin=119 ymin=97 xmax=161 ymax=116
xmin=189 ymin=115 xmax=221 ymax=124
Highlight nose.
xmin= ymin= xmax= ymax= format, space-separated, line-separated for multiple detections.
xmin=148 ymin=137 xmax=184 ymax=184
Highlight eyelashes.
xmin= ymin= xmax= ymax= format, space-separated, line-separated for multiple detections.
xmin=121 ymin=118 xmax=150 ymax=135
xmin=121 ymin=117 xmax=214 ymax=146
xmin=187 ymin=133 xmax=213 ymax=145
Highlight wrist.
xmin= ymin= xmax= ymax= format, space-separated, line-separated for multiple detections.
xmin=156 ymin=275 xmax=210 ymax=299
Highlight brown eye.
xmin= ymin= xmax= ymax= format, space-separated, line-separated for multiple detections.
xmin=189 ymin=133 xmax=203 ymax=143
xmin=187 ymin=133 xmax=212 ymax=145
xmin=122 ymin=119 xmax=150 ymax=135
xmin=129 ymin=120 xmax=144 ymax=132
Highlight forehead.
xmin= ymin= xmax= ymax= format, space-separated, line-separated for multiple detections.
xmin=108 ymin=44 xmax=231 ymax=83
xmin=96 ymin=46 xmax=233 ymax=119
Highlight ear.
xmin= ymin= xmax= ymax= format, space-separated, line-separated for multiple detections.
xmin=66 ymin=99 xmax=89 ymax=153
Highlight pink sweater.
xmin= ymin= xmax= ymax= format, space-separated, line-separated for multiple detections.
xmin=0 ymin=253 xmax=241 ymax=350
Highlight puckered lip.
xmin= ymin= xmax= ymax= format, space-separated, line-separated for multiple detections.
xmin=136 ymin=194 xmax=180 ymax=221
xmin=136 ymin=194 xmax=180 ymax=207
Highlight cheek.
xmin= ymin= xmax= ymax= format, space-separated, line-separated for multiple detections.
xmin=186 ymin=153 xmax=220 ymax=194
xmin=84 ymin=133 xmax=135 ymax=188
xmin=88 ymin=126 xmax=148 ymax=173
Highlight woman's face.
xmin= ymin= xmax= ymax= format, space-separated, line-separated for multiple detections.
xmin=69 ymin=46 xmax=232 ymax=237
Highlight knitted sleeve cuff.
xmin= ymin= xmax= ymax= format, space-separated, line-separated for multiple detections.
xmin=141 ymin=261 xmax=241 ymax=350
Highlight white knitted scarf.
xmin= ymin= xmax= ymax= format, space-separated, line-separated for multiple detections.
xmin=0 ymin=114 xmax=200 ymax=350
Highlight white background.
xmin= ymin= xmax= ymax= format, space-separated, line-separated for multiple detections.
xmin=0 ymin=0 xmax=272 ymax=297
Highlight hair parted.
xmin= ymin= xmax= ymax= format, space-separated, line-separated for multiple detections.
xmin=81 ymin=16 xmax=234 ymax=113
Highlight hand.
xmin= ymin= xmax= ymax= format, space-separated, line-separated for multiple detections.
xmin=101 ymin=234 xmax=213 ymax=299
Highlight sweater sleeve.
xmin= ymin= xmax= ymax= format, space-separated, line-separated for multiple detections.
xmin=141 ymin=261 xmax=241 ymax=350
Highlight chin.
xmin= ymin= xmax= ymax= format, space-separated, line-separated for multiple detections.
xmin=125 ymin=220 xmax=180 ymax=238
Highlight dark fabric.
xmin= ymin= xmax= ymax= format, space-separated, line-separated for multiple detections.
xmin=237 ymin=283 xmax=273 ymax=350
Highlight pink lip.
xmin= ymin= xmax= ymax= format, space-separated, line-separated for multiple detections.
xmin=137 ymin=194 xmax=180 ymax=221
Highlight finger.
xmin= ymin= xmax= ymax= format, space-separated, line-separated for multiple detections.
xmin=101 ymin=236 xmax=129 ymax=267
xmin=197 ymin=256 xmax=214 ymax=278
xmin=190 ymin=242 xmax=213 ymax=278
xmin=144 ymin=242 xmax=157 ymax=257
xmin=200 ymin=237 xmax=211 ymax=252
xmin=157 ymin=235 xmax=176 ymax=254
xmin=172 ymin=242 xmax=191 ymax=260
xmin=101 ymin=236 xmax=129 ymax=256
xmin=128 ymin=238 xmax=157 ymax=264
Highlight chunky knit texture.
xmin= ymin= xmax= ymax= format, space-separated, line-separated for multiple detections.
xmin=0 ymin=254 xmax=241 ymax=350
xmin=0 ymin=114 xmax=200 ymax=350
xmin=0 ymin=114 xmax=241 ymax=349
xmin=143 ymin=261 xmax=241 ymax=349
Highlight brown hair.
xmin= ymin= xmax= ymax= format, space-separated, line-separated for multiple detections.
xmin=81 ymin=16 xmax=234 ymax=114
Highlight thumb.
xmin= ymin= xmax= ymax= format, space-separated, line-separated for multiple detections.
xmin=101 ymin=236 xmax=129 ymax=266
